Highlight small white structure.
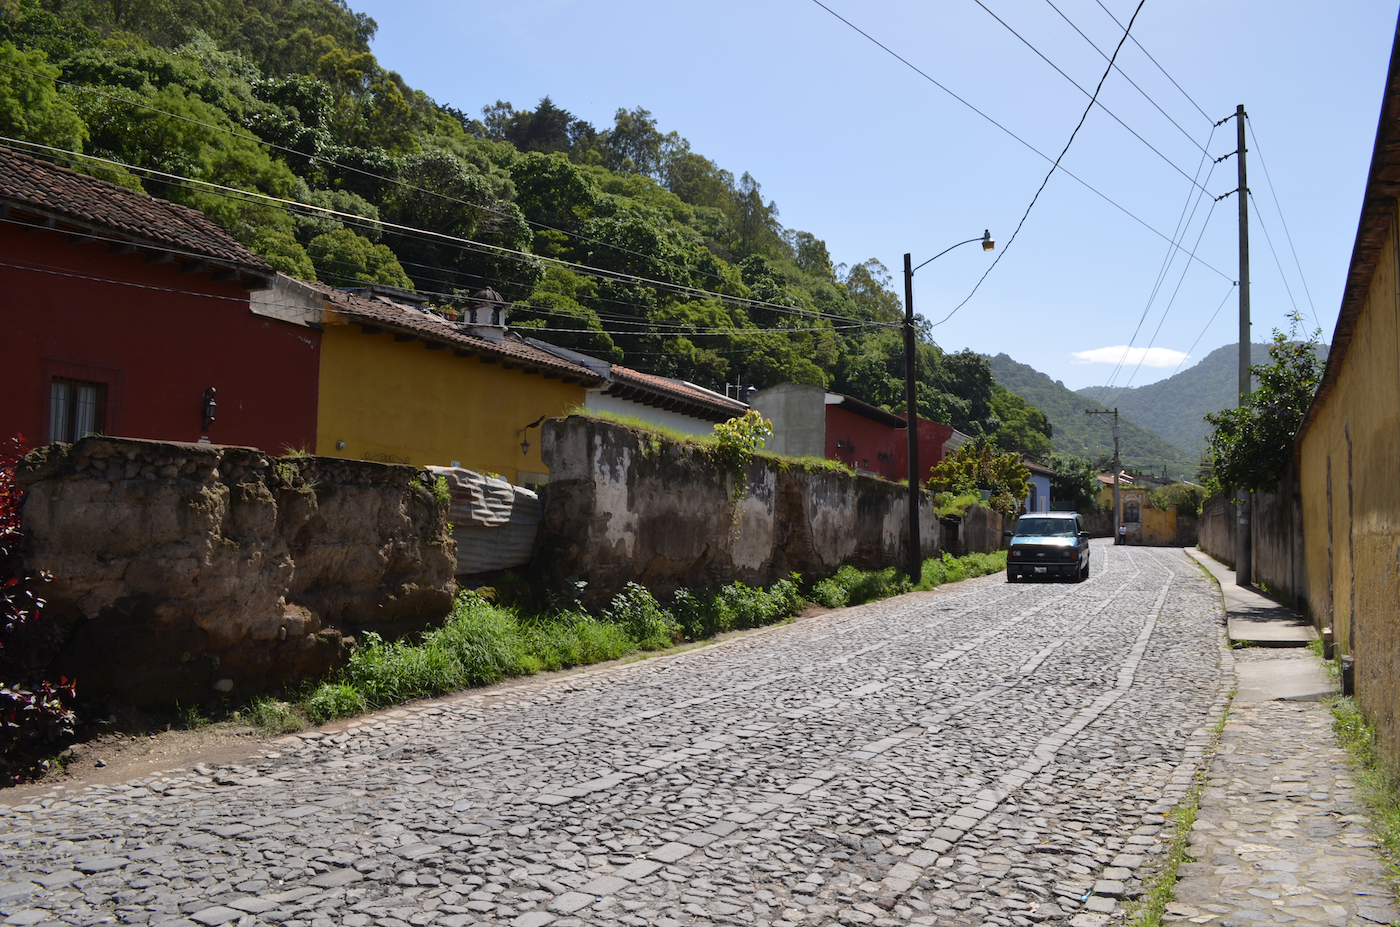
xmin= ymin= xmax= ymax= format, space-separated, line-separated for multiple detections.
xmin=425 ymin=466 xmax=543 ymax=575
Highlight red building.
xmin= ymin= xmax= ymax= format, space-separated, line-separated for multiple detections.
xmin=751 ymin=383 xmax=955 ymax=483
xmin=0 ymin=147 xmax=320 ymax=452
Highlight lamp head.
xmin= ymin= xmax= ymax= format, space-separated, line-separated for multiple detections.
xmin=982 ymin=230 xmax=995 ymax=251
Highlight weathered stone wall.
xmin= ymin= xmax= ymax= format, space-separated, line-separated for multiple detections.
xmin=1200 ymin=492 xmax=1236 ymax=567
xmin=19 ymin=437 xmax=456 ymax=706
xmin=1250 ymin=469 xmax=1307 ymax=611
xmin=539 ymin=417 xmax=939 ymax=605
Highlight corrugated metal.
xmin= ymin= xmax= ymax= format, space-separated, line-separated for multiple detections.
xmin=425 ymin=467 xmax=543 ymax=574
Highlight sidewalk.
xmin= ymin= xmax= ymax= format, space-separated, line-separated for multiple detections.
xmin=1163 ymin=550 xmax=1395 ymax=927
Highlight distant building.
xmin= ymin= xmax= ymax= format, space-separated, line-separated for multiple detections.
xmin=749 ymin=382 xmax=954 ymax=482
xmin=1023 ymin=459 xmax=1054 ymax=513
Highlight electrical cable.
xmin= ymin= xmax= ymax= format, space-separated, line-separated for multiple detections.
xmin=1247 ymin=190 xmax=1302 ymax=326
xmin=1093 ymin=0 xmax=1212 ymax=122
xmin=972 ymin=0 xmax=1213 ymax=193
xmin=807 ymin=0 xmax=1230 ymax=281
xmin=0 ymin=59 xmax=746 ymax=290
xmin=0 ymin=135 xmax=878 ymax=327
xmin=1245 ymin=115 xmax=1320 ymax=329
xmin=1041 ymin=0 xmax=1210 ymax=152
xmin=930 ymin=0 xmax=1148 ymax=328
xmin=1132 ymin=280 xmax=1238 ymax=419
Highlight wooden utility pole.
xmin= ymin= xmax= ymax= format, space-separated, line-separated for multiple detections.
xmin=903 ymin=253 xmax=921 ymax=582
xmin=1235 ymin=104 xmax=1253 ymax=586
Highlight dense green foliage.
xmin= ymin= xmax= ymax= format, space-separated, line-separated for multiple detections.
xmin=1047 ymin=451 xmax=1100 ymax=513
xmin=809 ymin=551 xmax=1007 ymax=608
xmin=1078 ymin=341 xmax=1326 ymax=457
xmin=988 ymin=353 xmax=1196 ymax=477
xmin=0 ymin=0 xmax=1049 ymax=445
xmin=1149 ymin=481 xmax=1205 ymax=517
xmin=1203 ymin=314 xmax=1323 ymax=495
xmin=927 ymin=440 xmax=1031 ymax=520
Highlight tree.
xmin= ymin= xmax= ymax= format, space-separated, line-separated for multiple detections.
xmin=928 ymin=440 xmax=1031 ymax=520
xmin=0 ymin=41 xmax=86 ymax=151
xmin=990 ymin=383 xmax=1053 ymax=459
xmin=307 ymin=227 xmax=411 ymax=288
xmin=1203 ymin=311 xmax=1323 ymax=494
xmin=1047 ymin=452 xmax=1099 ymax=512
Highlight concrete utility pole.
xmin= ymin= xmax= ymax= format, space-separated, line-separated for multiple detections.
xmin=1085 ymin=409 xmax=1120 ymax=541
xmin=902 ymin=253 xmax=921 ymax=582
xmin=1235 ymin=103 xmax=1253 ymax=586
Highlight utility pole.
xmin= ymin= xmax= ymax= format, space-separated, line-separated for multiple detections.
xmin=1085 ymin=409 xmax=1120 ymax=542
xmin=1234 ymin=103 xmax=1253 ymax=586
xmin=903 ymin=253 xmax=921 ymax=582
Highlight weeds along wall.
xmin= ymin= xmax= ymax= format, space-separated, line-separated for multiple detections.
xmin=538 ymin=416 xmax=940 ymax=605
xmin=18 ymin=436 xmax=457 ymax=707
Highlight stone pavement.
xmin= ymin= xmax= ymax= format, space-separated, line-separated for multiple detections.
xmin=1184 ymin=551 xmax=1316 ymax=649
xmin=0 ymin=543 xmax=1231 ymax=927
xmin=1165 ymin=554 xmax=1396 ymax=927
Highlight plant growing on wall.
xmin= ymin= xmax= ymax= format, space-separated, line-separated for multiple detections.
xmin=1203 ymin=312 xmax=1324 ymax=495
xmin=712 ymin=411 xmax=774 ymax=522
xmin=927 ymin=439 xmax=1030 ymax=520
xmin=0 ymin=437 xmax=77 ymax=774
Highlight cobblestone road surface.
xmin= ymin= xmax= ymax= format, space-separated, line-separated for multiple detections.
xmin=0 ymin=542 xmax=1231 ymax=927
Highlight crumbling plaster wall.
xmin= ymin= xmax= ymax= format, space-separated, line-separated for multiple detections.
xmin=539 ymin=416 xmax=938 ymax=605
xmin=19 ymin=436 xmax=456 ymax=706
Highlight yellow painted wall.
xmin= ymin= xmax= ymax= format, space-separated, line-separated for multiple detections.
xmin=315 ymin=321 xmax=586 ymax=483
xmin=1299 ymin=213 xmax=1400 ymax=702
xmin=1097 ymin=484 xmax=1178 ymax=544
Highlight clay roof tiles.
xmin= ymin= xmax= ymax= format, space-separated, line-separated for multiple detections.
xmin=312 ymin=283 xmax=604 ymax=384
xmin=603 ymin=365 xmax=749 ymax=423
xmin=0 ymin=145 xmax=271 ymax=275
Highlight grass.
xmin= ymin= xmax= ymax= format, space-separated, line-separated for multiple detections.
xmin=1125 ymin=692 xmax=1233 ymax=927
xmin=809 ymin=551 xmax=1008 ymax=608
xmin=1327 ymin=696 xmax=1400 ymax=877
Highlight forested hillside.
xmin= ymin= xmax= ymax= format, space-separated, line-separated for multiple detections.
xmin=1078 ymin=342 xmax=1328 ymax=457
xmin=0 ymin=0 xmax=1054 ymax=452
xmin=988 ymin=354 xmax=1197 ymax=478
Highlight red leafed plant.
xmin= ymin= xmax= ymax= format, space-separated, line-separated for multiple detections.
xmin=0 ymin=436 xmax=75 ymax=769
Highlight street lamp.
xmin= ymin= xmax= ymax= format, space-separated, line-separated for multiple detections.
xmin=902 ymin=231 xmax=994 ymax=581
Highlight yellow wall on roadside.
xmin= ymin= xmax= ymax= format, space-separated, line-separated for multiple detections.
xmin=315 ymin=320 xmax=586 ymax=482
xmin=1098 ymin=484 xmax=1178 ymax=544
xmin=1299 ymin=213 xmax=1400 ymax=680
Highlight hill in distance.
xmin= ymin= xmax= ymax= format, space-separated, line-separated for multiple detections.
xmin=1077 ymin=341 xmax=1329 ymax=458
xmin=988 ymin=353 xmax=1197 ymax=478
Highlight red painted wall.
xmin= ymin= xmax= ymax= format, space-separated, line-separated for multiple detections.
xmin=894 ymin=415 xmax=954 ymax=485
xmin=822 ymin=406 xmax=954 ymax=484
xmin=1 ymin=226 xmax=320 ymax=453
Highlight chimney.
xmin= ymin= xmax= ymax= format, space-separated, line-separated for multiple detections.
xmin=462 ymin=287 xmax=508 ymax=343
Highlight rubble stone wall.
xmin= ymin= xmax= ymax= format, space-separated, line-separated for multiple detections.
xmin=539 ymin=416 xmax=939 ymax=605
xmin=18 ymin=437 xmax=456 ymax=706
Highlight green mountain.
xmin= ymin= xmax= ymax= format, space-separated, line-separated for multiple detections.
xmin=988 ymin=353 xmax=1197 ymax=478
xmin=1077 ymin=342 xmax=1328 ymax=458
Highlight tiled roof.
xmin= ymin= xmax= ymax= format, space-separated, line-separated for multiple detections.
xmin=604 ymin=365 xmax=749 ymax=423
xmin=0 ymin=146 xmax=271 ymax=278
xmin=313 ymin=282 xmax=604 ymax=383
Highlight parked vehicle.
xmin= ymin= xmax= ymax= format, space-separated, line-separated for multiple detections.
xmin=1005 ymin=512 xmax=1091 ymax=582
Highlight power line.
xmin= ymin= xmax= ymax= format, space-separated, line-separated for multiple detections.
xmin=1 ymin=136 xmax=876 ymax=328
xmin=1247 ymin=191 xmax=1302 ymax=327
xmin=0 ymin=59 xmax=749 ymax=290
xmin=1041 ymin=0 xmax=1210 ymax=152
xmin=1133 ymin=280 xmax=1237 ymax=418
xmin=972 ymin=0 xmax=1213 ymax=193
xmin=806 ymin=0 xmax=1231 ymax=281
xmin=1093 ymin=0 xmax=1213 ymax=122
xmin=930 ymin=0 xmax=1148 ymax=328
xmin=1245 ymin=115 xmax=1320 ymax=329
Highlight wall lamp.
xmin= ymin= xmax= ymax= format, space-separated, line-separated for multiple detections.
xmin=201 ymin=387 xmax=217 ymax=433
xmin=517 ymin=415 xmax=546 ymax=456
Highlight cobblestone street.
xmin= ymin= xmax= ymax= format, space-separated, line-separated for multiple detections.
xmin=0 ymin=541 xmax=1232 ymax=927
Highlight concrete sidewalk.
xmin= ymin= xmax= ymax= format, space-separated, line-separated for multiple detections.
xmin=1186 ymin=548 xmax=1318 ymax=648
xmin=1163 ymin=550 xmax=1395 ymax=927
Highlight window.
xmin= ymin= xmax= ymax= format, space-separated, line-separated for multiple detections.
xmin=1123 ymin=500 xmax=1141 ymax=523
xmin=49 ymin=378 xmax=106 ymax=443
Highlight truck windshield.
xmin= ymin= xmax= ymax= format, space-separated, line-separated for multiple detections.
xmin=1014 ymin=518 xmax=1077 ymax=537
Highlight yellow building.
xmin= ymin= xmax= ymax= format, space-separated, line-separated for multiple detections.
xmin=258 ymin=277 xmax=602 ymax=484
xmin=1096 ymin=477 xmax=1179 ymax=545
xmin=1295 ymin=25 xmax=1400 ymax=770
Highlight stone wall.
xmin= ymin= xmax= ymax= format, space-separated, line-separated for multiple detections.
xmin=1250 ymin=468 xmax=1307 ymax=611
xmin=539 ymin=417 xmax=940 ymax=605
xmin=19 ymin=436 xmax=456 ymax=706
xmin=1199 ymin=493 xmax=1236 ymax=567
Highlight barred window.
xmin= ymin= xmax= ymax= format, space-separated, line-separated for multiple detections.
xmin=49 ymin=377 xmax=106 ymax=443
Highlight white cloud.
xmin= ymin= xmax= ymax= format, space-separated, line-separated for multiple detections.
xmin=1070 ymin=346 xmax=1189 ymax=368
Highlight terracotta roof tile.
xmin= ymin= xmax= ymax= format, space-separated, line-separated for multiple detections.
xmin=0 ymin=146 xmax=271 ymax=274
xmin=311 ymin=282 xmax=603 ymax=383
xmin=605 ymin=365 xmax=749 ymax=422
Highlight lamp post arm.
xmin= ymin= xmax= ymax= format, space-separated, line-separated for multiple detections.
xmin=910 ymin=236 xmax=984 ymax=276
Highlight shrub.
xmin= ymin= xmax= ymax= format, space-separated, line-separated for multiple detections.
xmin=810 ymin=578 xmax=849 ymax=609
xmin=603 ymin=582 xmax=680 ymax=651
xmin=518 ymin=613 xmax=635 ymax=670
xmin=249 ymin=696 xmax=305 ymax=733
xmin=305 ymin=683 xmax=367 ymax=722
xmin=823 ymin=564 xmax=911 ymax=607
xmin=669 ymin=578 xmax=804 ymax=639
xmin=0 ymin=436 xmax=76 ymax=768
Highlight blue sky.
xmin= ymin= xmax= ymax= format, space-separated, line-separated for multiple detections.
xmin=352 ymin=0 xmax=1396 ymax=391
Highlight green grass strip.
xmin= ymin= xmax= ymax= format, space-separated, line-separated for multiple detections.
xmin=1327 ymin=695 xmax=1400 ymax=879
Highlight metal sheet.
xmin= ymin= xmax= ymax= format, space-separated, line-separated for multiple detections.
xmin=424 ymin=467 xmax=543 ymax=574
